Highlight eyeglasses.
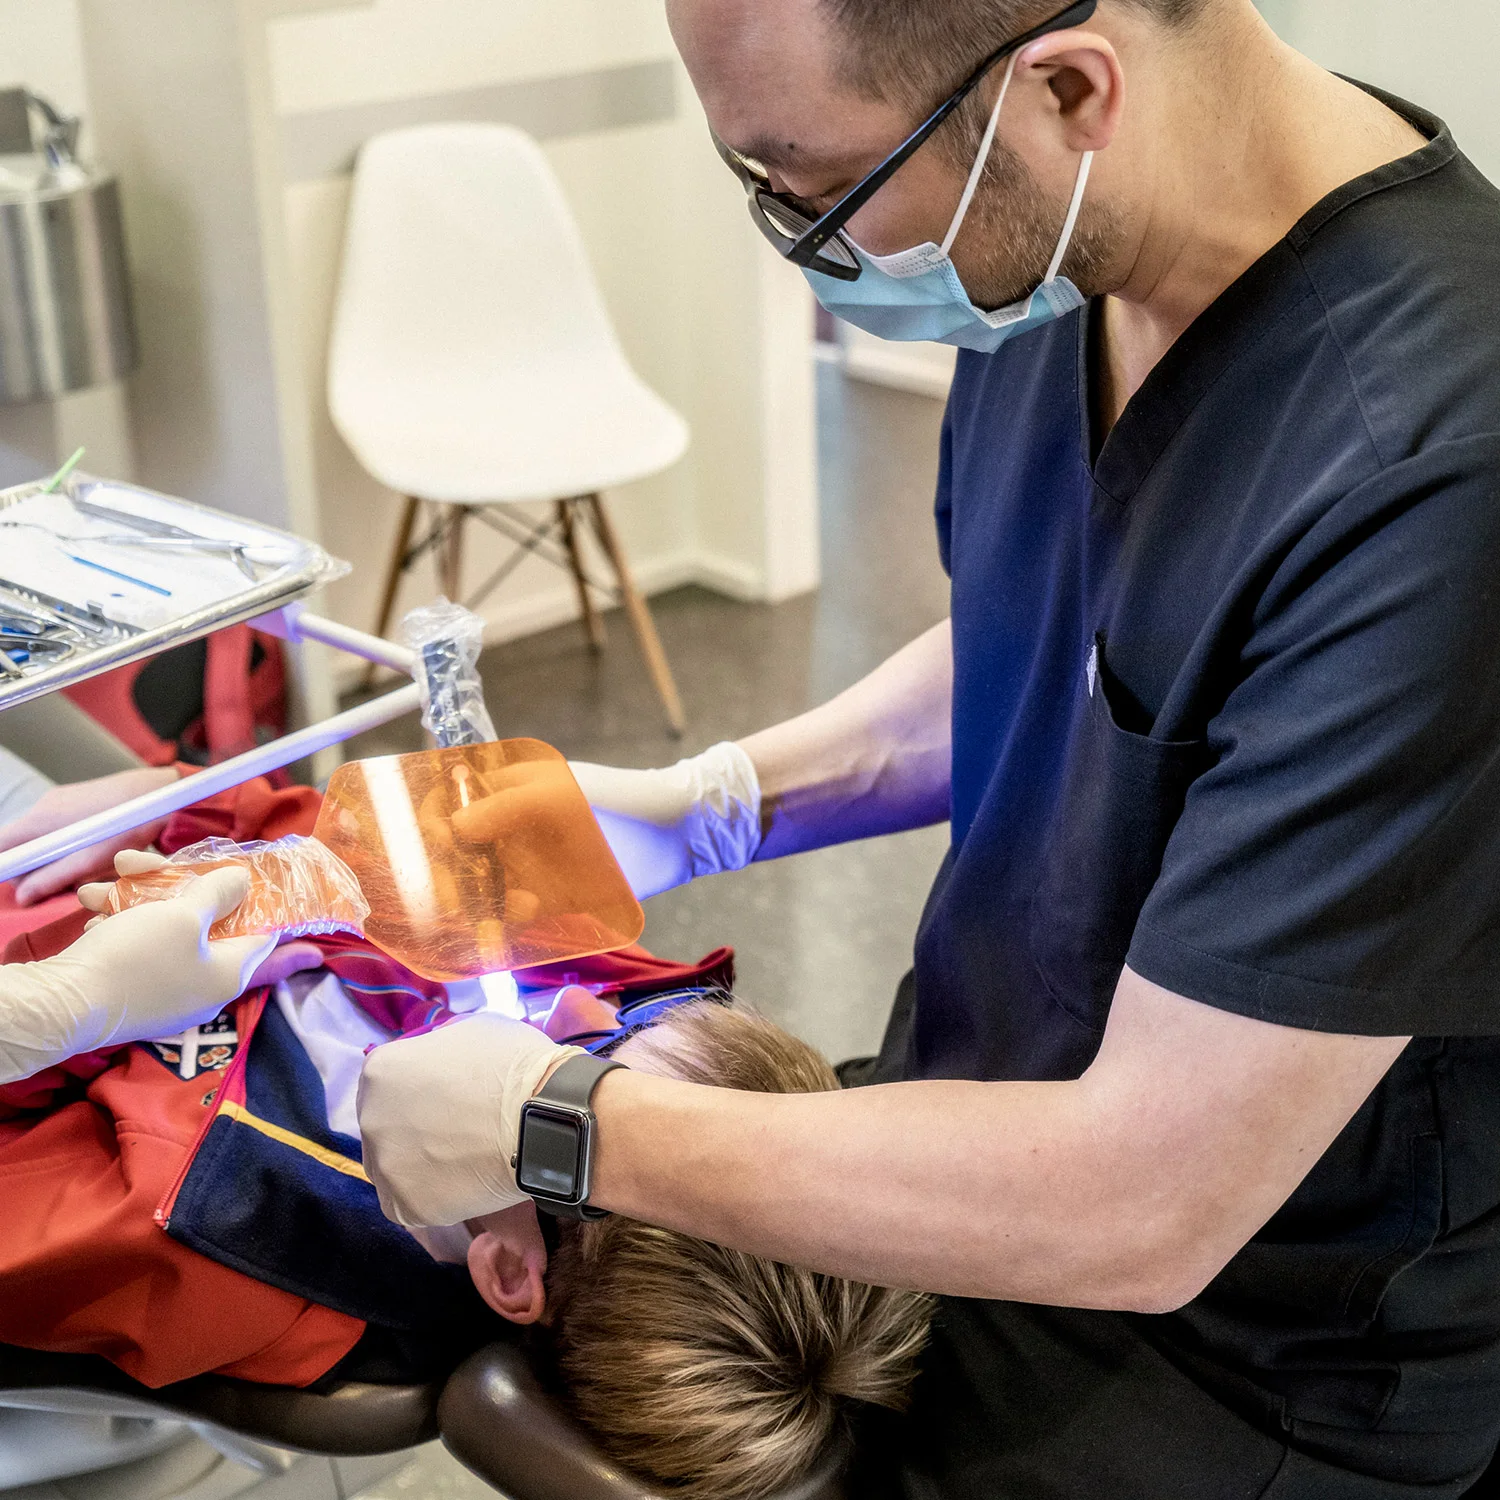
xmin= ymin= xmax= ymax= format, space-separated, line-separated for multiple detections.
xmin=712 ymin=0 xmax=1098 ymax=282
xmin=559 ymin=985 xmax=735 ymax=1056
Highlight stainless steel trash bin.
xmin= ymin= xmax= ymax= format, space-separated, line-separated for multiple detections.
xmin=0 ymin=89 xmax=138 ymax=405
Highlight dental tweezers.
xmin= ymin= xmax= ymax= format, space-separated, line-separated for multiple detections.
xmin=69 ymin=494 xmax=266 ymax=581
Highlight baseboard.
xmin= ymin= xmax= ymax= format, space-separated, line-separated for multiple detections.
xmin=690 ymin=551 xmax=764 ymax=601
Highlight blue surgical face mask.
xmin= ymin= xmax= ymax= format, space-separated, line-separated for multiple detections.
xmin=805 ymin=53 xmax=1095 ymax=354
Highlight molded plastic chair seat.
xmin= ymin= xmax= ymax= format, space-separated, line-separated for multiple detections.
xmin=329 ymin=121 xmax=688 ymax=506
xmin=438 ymin=1343 xmax=850 ymax=1500
xmin=332 ymin=352 xmax=687 ymax=505
xmin=0 ymin=1342 xmax=440 ymax=1456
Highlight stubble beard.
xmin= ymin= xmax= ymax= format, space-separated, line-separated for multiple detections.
xmin=953 ymin=137 xmax=1123 ymax=310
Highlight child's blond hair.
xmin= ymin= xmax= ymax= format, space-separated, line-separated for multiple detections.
xmin=545 ymin=1002 xmax=931 ymax=1500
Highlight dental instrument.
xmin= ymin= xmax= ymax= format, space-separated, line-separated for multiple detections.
xmin=67 ymin=490 xmax=275 ymax=581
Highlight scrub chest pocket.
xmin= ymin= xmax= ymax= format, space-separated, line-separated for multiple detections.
xmin=1028 ymin=636 xmax=1210 ymax=1033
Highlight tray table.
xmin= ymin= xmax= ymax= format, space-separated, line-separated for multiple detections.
xmin=0 ymin=475 xmax=421 ymax=884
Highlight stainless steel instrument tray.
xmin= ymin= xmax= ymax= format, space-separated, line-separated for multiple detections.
xmin=0 ymin=474 xmax=347 ymax=710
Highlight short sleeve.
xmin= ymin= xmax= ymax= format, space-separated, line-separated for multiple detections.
xmin=1129 ymin=436 xmax=1500 ymax=1036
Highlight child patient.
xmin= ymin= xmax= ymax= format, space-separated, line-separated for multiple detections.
xmin=479 ymin=992 xmax=933 ymax=1500
xmin=0 ymin=896 xmax=928 ymax=1500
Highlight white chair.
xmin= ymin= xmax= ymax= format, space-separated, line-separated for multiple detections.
xmin=328 ymin=122 xmax=689 ymax=732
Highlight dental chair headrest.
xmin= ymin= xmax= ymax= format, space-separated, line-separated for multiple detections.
xmin=438 ymin=1342 xmax=850 ymax=1500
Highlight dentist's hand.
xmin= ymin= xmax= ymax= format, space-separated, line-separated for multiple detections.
xmin=569 ymin=742 xmax=762 ymax=900
xmin=358 ymin=1013 xmax=582 ymax=1228
xmin=0 ymin=850 xmax=275 ymax=1084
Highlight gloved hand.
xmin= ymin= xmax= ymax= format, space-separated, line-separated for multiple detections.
xmin=81 ymin=850 xmax=328 ymax=991
xmin=0 ymin=851 xmax=275 ymax=1085
xmin=569 ymin=741 xmax=762 ymax=900
xmin=357 ymin=1012 xmax=583 ymax=1227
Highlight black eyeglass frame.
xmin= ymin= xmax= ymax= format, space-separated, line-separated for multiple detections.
xmin=712 ymin=0 xmax=1099 ymax=281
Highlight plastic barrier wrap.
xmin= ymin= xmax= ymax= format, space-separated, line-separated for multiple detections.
xmin=105 ymin=835 xmax=370 ymax=941
xmin=401 ymin=599 xmax=496 ymax=748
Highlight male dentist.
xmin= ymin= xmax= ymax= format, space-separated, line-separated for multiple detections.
xmin=359 ymin=0 xmax=1500 ymax=1492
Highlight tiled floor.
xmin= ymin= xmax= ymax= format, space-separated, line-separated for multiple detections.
xmin=344 ymin=362 xmax=951 ymax=1500
xmin=344 ymin=364 xmax=952 ymax=1065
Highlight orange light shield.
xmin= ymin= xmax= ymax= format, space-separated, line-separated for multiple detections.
xmin=313 ymin=739 xmax=644 ymax=981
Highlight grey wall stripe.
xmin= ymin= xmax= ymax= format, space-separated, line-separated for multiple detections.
xmin=279 ymin=58 xmax=677 ymax=183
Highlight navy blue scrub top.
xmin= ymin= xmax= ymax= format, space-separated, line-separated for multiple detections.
xmin=873 ymin=90 xmax=1500 ymax=1496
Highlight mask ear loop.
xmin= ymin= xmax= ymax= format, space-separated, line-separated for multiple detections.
xmin=940 ymin=52 xmax=1020 ymax=257
xmin=1043 ymin=149 xmax=1095 ymax=285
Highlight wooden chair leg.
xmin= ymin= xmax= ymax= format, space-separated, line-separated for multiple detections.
xmin=441 ymin=504 xmax=468 ymax=601
xmin=558 ymin=498 xmax=605 ymax=651
xmin=585 ymin=493 xmax=685 ymax=735
xmin=362 ymin=494 xmax=421 ymax=691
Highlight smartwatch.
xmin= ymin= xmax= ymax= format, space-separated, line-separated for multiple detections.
xmin=515 ymin=1052 xmax=624 ymax=1220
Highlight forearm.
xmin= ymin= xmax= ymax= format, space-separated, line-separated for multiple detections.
xmin=0 ymin=960 xmax=98 ymax=1085
xmin=587 ymin=971 xmax=1408 ymax=1312
xmin=741 ymin=619 xmax=952 ymax=860
xmin=589 ymin=1069 xmax=1180 ymax=1311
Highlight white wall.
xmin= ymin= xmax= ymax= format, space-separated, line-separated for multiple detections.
xmin=1259 ymin=0 xmax=1500 ymax=183
xmin=0 ymin=0 xmax=88 ymax=119
xmin=268 ymin=0 xmax=675 ymax=112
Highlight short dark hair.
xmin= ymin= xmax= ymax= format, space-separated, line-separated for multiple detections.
xmin=824 ymin=0 xmax=1217 ymax=114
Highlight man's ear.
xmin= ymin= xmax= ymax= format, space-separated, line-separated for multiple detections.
xmin=467 ymin=1201 xmax=549 ymax=1325
xmin=1017 ymin=33 xmax=1126 ymax=157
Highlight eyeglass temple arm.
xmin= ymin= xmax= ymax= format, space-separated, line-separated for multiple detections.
xmin=788 ymin=0 xmax=1100 ymax=263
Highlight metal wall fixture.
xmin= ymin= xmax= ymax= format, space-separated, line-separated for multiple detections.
xmin=0 ymin=88 xmax=139 ymax=404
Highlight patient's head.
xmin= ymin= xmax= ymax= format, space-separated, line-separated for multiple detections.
xmin=467 ymin=1001 xmax=931 ymax=1500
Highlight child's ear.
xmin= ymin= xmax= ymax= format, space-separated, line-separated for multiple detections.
xmin=467 ymin=1201 xmax=549 ymax=1325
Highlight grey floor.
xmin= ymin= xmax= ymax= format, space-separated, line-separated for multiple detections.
xmin=344 ymin=365 xmax=952 ymax=1065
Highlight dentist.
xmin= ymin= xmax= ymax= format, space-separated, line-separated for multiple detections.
xmin=361 ymin=0 xmax=1500 ymax=1494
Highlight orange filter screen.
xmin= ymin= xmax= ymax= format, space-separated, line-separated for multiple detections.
xmin=313 ymin=739 xmax=644 ymax=981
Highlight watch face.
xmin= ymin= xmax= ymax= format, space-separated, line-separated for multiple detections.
xmin=518 ymin=1108 xmax=585 ymax=1199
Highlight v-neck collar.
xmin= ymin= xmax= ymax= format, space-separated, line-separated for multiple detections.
xmin=1080 ymin=86 xmax=1456 ymax=507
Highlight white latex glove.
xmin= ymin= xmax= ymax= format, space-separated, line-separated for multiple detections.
xmin=569 ymin=741 xmax=762 ymax=900
xmin=357 ymin=1012 xmax=583 ymax=1228
xmin=0 ymin=852 xmax=275 ymax=1085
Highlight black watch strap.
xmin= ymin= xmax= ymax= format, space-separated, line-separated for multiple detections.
xmin=525 ymin=1052 xmax=625 ymax=1221
xmin=536 ymin=1051 xmax=624 ymax=1108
